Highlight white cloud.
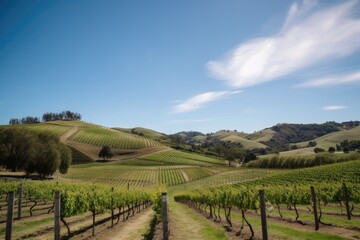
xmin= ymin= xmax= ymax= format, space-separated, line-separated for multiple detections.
xmin=296 ymin=70 xmax=360 ymax=87
xmin=207 ymin=0 xmax=360 ymax=88
xmin=323 ymin=105 xmax=347 ymax=111
xmin=172 ymin=90 xmax=241 ymax=113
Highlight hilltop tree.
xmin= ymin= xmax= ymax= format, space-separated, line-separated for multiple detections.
xmin=98 ymin=145 xmax=113 ymax=161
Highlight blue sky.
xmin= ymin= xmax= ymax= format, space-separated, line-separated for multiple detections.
xmin=1 ymin=0 xmax=360 ymax=134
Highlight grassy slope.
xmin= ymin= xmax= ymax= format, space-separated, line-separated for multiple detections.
xmin=282 ymin=126 xmax=360 ymax=155
xmin=212 ymin=131 xmax=268 ymax=149
xmin=247 ymin=128 xmax=275 ymax=142
xmin=222 ymin=135 xmax=268 ymax=149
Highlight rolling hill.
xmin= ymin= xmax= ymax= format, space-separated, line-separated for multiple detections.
xmin=282 ymin=125 xmax=360 ymax=155
xmin=1 ymin=121 xmax=169 ymax=162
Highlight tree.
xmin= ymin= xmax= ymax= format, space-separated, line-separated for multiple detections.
xmin=308 ymin=141 xmax=317 ymax=147
xmin=328 ymin=146 xmax=336 ymax=153
xmin=0 ymin=128 xmax=72 ymax=177
xmin=98 ymin=145 xmax=113 ymax=161
xmin=243 ymin=151 xmax=257 ymax=163
xmin=9 ymin=118 xmax=20 ymax=125
xmin=314 ymin=147 xmax=325 ymax=153
xmin=0 ymin=128 xmax=36 ymax=172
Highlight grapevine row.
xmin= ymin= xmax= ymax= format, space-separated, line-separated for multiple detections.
xmin=0 ymin=181 xmax=166 ymax=238
xmin=174 ymin=182 xmax=360 ymax=238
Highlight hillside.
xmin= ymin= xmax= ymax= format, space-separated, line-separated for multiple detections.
xmin=2 ymin=120 xmax=360 ymax=240
xmin=113 ymin=127 xmax=167 ymax=141
xmin=282 ymin=125 xmax=360 ymax=155
xmin=170 ymin=121 xmax=360 ymax=153
xmin=0 ymin=121 xmax=168 ymax=162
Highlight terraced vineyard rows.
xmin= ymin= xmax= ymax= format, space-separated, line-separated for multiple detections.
xmin=69 ymin=126 xmax=164 ymax=149
xmin=170 ymin=168 xmax=285 ymax=193
xmin=5 ymin=123 xmax=72 ymax=137
xmin=245 ymin=159 xmax=360 ymax=187
xmin=58 ymin=164 xmax=225 ymax=187
xmin=139 ymin=149 xmax=227 ymax=166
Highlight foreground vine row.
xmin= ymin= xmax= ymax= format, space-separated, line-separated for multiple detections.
xmin=174 ymin=182 xmax=360 ymax=238
xmin=0 ymin=181 xmax=165 ymax=238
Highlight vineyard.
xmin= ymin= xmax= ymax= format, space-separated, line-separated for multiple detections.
xmin=174 ymin=160 xmax=360 ymax=239
xmin=138 ymin=149 xmax=227 ymax=166
xmin=0 ymin=181 xmax=165 ymax=239
xmin=4 ymin=123 xmax=72 ymax=137
xmin=58 ymin=164 xmax=225 ymax=187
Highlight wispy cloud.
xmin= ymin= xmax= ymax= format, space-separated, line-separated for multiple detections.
xmin=207 ymin=0 xmax=360 ymax=88
xmin=296 ymin=70 xmax=360 ymax=87
xmin=323 ymin=105 xmax=347 ymax=111
xmin=172 ymin=90 xmax=241 ymax=113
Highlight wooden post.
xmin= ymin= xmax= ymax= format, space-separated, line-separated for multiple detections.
xmin=259 ymin=190 xmax=268 ymax=240
xmin=92 ymin=210 xmax=96 ymax=236
xmin=310 ymin=186 xmax=319 ymax=230
xmin=6 ymin=191 xmax=15 ymax=240
xmin=17 ymin=184 xmax=22 ymax=220
xmin=111 ymin=187 xmax=114 ymax=228
xmin=342 ymin=182 xmax=351 ymax=220
xmin=162 ymin=192 xmax=169 ymax=240
xmin=54 ymin=191 xmax=61 ymax=240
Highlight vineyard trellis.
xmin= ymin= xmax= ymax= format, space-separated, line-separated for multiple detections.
xmin=0 ymin=181 xmax=166 ymax=239
xmin=174 ymin=182 xmax=360 ymax=239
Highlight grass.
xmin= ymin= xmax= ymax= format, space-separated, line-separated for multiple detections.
xmin=187 ymin=204 xmax=353 ymax=240
xmin=168 ymin=187 xmax=229 ymax=240
xmin=222 ymin=135 xmax=268 ymax=149
xmin=212 ymin=130 xmax=268 ymax=149
xmin=283 ymin=126 xmax=360 ymax=155
xmin=248 ymin=128 xmax=276 ymax=142
xmin=0 ymin=216 xmax=53 ymax=236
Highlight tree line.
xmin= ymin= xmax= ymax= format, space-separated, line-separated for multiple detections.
xmin=0 ymin=128 xmax=72 ymax=178
xmin=9 ymin=110 xmax=81 ymax=125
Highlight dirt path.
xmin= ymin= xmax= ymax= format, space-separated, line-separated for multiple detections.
xmin=83 ymin=207 xmax=154 ymax=240
xmin=60 ymin=126 xmax=79 ymax=143
xmin=180 ymin=170 xmax=190 ymax=182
